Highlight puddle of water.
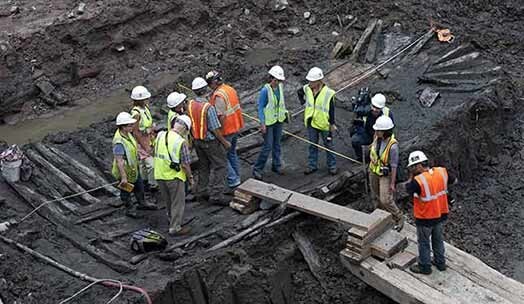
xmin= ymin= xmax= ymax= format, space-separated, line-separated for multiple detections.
xmin=0 ymin=72 xmax=179 ymax=145
xmin=245 ymin=48 xmax=279 ymax=66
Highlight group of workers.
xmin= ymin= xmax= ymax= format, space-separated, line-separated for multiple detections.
xmin=110 ymin=65 xmax=455 ymax=275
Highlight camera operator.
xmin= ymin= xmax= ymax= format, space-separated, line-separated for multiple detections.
xmin=351 ymin=93 xmax=394 ymax=160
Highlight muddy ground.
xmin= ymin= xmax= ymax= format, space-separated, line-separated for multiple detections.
xmin=1 ymin=0 xmax=524 ymax=303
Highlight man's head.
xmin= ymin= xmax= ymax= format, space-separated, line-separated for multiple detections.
xmin=371 ymin=93 xmax=386 ymax=117
xmin=173 ymin=114 xmax=192 ymax=136
xmin=167 ymin=92 xmax=187 ymax=114
xmin=407 ymin=150 xmax=429 ymax=175
xmin=372 ymin=115 xmax=394 ymax=139
xmin=192 ymin=77 xmax=208 ymax=97
xmin=268 ymin=65 xmax=285 ymax=85
xmin=205 ymin=70 xmax=222 ymax=90
xmin=306 ymin=67 xmax=324 ymax=90
xmin=130 ymin=85 xmax=151 ymax=107
xmin=115 ymin=112 xmax=137 ymax=133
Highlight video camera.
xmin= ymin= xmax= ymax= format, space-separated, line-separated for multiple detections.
xmin=351 ymin=87 xmax=372 ymax=118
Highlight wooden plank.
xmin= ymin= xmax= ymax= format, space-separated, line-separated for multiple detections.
xmin=401 ymin=224 xmax=524 ymax=303
xmin=386 ymin=251 xmax=417 ymax=270
xmin=341 ymin=254 xmax=461 ymax=304
xmin=286 ymin=192 xmax=374 ymax=231
xmin=370 ymin=229 xmax=408 ymax=260
xmin=350 ymin=19 xmax=378 ymax=62
xmin=292 ymin=229 xmax=324 ymax=284
xmin=74 ymin=207 xmax=121 ymax=225
xmin=25 ymin=149 xmax=100 ymax=205
xmin=236 ymin=179 xmax=293 ymax=204
xmin=365 ymin=19 xmax=383 ymax=63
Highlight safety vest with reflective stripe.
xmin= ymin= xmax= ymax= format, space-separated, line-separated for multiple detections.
xmin=304 ymin=85 xmax=335 ymax=131
xmin=209 ymin=84 xmax=244 ymax=136
xmin=263 ymin=83 xmax=287 ymax=126
xmin=153 ymin=131 xmax=187 ymax=181
xmin=131 ymin=106 xmax=153 ymax=132
xmin=187 ymin=99 xmax=211 ymax=140
xmin=413 ymin=167 xmax=449 ymax=220
xmin=111 ymin=129 xmax=139 ymax=183
xmin=363 ymin=107 xmax=390 ymax=124
xmin=167 ymin=110 xmax=179 ymax=132
xmin=369 ymin=135 xmax=397 ymax=176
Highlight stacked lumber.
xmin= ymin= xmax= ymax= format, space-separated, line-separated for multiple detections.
xmin=229 ymin=189 xmax=261 ymax=215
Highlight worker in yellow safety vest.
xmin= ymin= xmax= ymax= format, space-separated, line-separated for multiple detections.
xmin=112 ymin=112 xmax=156 ymax=218
xmin=368 ymin=115 xmax=403 ymax=230
xmin=154 ymin=114 xmax=194 ymax=236
xmin=297 ymin=67 xmax=337 ymax=175
xmin=252 ymin=65 xmax=288 ymax=180
xmin=130 ymin=85 xmax=158 ymax=192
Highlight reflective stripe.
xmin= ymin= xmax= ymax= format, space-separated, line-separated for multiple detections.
xmin=199 ymin=103 xmax=210 ymax=139
xmin=224 ymin=103 xmax=240 ymax=115
xmin=132 ymin=106 xmax=153 ymax=131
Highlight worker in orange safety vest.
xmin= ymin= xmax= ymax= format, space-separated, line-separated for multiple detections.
xmin=205 ymin=70 xmax=244 ymax=190
xmin=404 ymin=150 xmax=457 ymax=275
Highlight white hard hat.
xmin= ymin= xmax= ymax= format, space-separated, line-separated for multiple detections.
xmin=268 ymin=65 xmax=285 ymax=81
xmin=306 ymin=67 xmax=324 ymax=81
xmin=407 ymin=150 xmax=428 ymax=167
xmin=116 ymin=112 xmax=137 ymax=126
xmin=192 ymin=77 xmax=208 ymax=90
xmin=167 ymin=92 xmax=187 ymax=108
xmin=176 ymin=114 xmax=192 ymax=130
xmin=130 ymin=86 xmax=151 ymax=101
xmin=372 ymin=115 xmax=394 ymax=131
xmin=371 ymin=93 xmax=386 ymax=109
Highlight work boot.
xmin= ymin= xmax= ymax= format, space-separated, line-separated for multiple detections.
xmin=271 ymin=167 xmax=284 ymax=175
xmin=303 ymin=167 xmax=318 ymax=175
xmin=409 ymin=264 xmax=432 ymax=275
xmin=136 ymin=201 xmax=157 ymax=210
xmin=252 ymin=170 xmax=263 ymax=180
xmin=432 ymin=260 xmax=447 ymax=271
xmin=169 ymin=226 xmax=191 ymax=236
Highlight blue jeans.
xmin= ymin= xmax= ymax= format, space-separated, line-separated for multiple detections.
xmin=120 ymin=174 xmax=145 ymax=205
xmin=307 ymin=126 xmax=336 ymax=170
xmin=416 ymin=222 xmax=446 ymax=272
xmin=225 ymin=133 xmax=241 ymax=187
xmin=351 ymin=127 xmax=372 ymax=161
xmin=253 ymin=123 xmax=283 ymax=174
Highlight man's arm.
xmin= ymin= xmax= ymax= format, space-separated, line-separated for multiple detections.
xmin=179 ymin=142 xmax=194 ymax=186
xmin=207 ymin=106 xmax=231 ymax=150
xmin=214 ymin=95 xmax=227 ymax=127
xmin=389 ymin=143 xmax=399 ymax=192
xmin=257 ymin=86 xmax=268 ymax=133
xmin=115 ymin=155 xmax=127 ymax=186
xmin=329 ymin=98 xmax=336 ymax=132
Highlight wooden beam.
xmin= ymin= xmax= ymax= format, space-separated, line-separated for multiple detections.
xmin=370 ymin=229 xmax=408 ymax=260
xmin=292 ymin=229 xmax=326 ymax=290
xmin=350 ymin=19 xmax=378 ymax=62
xmin=365 ymin=19 xmax=383 ymax=63
xmin=25 ymin=148 xmax=100 ymax=205
xmin=236 ymin=179 xmax=293 ymax=205
xmin=36 ymin=143 xmax=119 ymax=197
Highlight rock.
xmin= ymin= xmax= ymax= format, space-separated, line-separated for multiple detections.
xmin=0 ymin=196 xmax=5 ymax=205
xmin=115 ymin=45 xmax=125 ymax=52
xmin=331 ymin=40 xmax=353 ymax=59
xmin=273 ymin=0 xmax=288 ymax=11
xmin=419 ymin=87 xmax=440 ymax=108
xmin=287 ymin=27 xmax=300 ymax=35
xmin=10 ymin=6 xmax=20 ymax=15
xmin=3 ymin=113 xmax=22 ymax=126
xmin=244 ymin=8 xmax=250 ymax=15
xmin=304 ymin=11 xmax=311 ymax=19
xmin=308 ymin=15 xmax=316 ymax=25
xmin=332 ymin=31 xmax=339 ymax=36
xmin=77 ymin=3 xmax=86 ymax=15
xmin=67 ymin=11 xmax=76 ymax=19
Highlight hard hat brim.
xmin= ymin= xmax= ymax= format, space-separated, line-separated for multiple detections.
xmin=131 ymin=91 xmax=151 ymax=101
xmin=306 ymin=75 xmax=323 ymax=81
xmin=371 ymin=101 xmax=385 ymax=109
xmin=116 ymin=118 xmax=137 ymax=126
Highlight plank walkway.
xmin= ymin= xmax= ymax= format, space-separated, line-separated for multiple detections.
xmin=237 ymin=179 xmax=524 ymax=304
